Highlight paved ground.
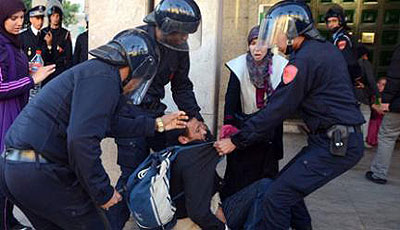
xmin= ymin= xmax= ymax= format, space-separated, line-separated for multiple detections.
xmin=15 ymin=134 xmax=400 ymax=230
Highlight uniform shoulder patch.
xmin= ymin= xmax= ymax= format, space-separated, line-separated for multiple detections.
xmin=338 ymin=40 xmax=347 ymax=50
xmin=283 ymin=65 xmax=298 ymax=84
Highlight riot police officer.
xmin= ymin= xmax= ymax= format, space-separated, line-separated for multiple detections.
xmin=72 ymin=14 xmax=88 ymax=65
xmin=0 ymin=29 xmax=187 ymax=230
xmin=19 ymin=5 xmax=46 ymax=61
xmin=325 ymin=4 xmax=362 ymax=85
xmin=41 ymin=0 xmax=72 ymax=85
xmin=215 ymin=1 xmax=365 ymax=229
xmin=107 ymin=0 xmax=204 ymax=229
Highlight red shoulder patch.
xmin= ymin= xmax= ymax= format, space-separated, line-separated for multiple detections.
xmin=283 ymin=65 xmax=298 ymax=84
xmin=338 ymin=40 xmax=347 ymax=50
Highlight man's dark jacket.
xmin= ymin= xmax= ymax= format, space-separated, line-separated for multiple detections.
xmin=169 ymin=142 xmax=225 ymax=230
xmin=382 ymin=45 xmax=400 ymax=112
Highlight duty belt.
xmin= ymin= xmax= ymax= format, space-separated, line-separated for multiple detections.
xmin=2 ymin=149 xmax=48 ymax=163
xmin=313 ymin=125 xmax=361 ymax=135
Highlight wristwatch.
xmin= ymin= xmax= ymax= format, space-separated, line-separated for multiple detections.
xmin=156 ymin=117 xmax=165 ymax=132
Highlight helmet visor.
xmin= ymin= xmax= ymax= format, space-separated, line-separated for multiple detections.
xmin=125 ymin=56 xmax=158 ymax=105
xmin=257 ymin=14 xmax=298 ymax=51
xmin=158 ymin=20 xmax=202 ymax=51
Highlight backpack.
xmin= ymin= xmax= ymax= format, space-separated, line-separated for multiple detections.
xmin=126 ymin=146 xmax=183 ymax=230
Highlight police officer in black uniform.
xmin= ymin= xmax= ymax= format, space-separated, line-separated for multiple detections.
xmin=107 ymin=1 xmax=204 ymax=229
xmin=325 ymin=4 xmax=362 ymax=85
xmin=215 ymin=1 xmax=365 ymax=229
xmin=0 ymin=29 xmax=187 ymax=230
xmin=19 ymin=5 xmax=46 ymax=61
xmin=72 ymin=14 xmax=88 ymax=65
xmin=41 ymin=1 xmax=72 ymax=85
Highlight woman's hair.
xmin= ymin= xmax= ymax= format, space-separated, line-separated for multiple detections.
xmin=247 ymin=25 xmax=260 ymax=45
xmin=377 ymin=76 xmax=386 ymax=83
xmin=0 ymin=0 xmax=26 ymax=46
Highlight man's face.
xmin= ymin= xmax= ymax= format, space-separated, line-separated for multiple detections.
xmin=162 ymin=31 xmax=189 ymax=46
xmin=326 ymin=17 xmax=340 ymax=31
xmin=50 ymin=13 xmax=61 ymax=27
xmin=181 ymin=118 xmax=207 ymax=143
xmin=30 ymin=16 xmax=44 ymax=30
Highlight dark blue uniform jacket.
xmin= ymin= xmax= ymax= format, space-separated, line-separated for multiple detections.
xmin=5 ymin=59 xmax=155 ymax=205
xmin=134 ymin=25 xmax=202 ymax=120
xmin=231 ymin=39 xmax=365 ymax=149
xmin=331 ymin=28 xmax=361 ymax=83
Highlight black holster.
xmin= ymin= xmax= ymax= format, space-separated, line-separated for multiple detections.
xmin=326 ymin=125 xmax=349 ymax=157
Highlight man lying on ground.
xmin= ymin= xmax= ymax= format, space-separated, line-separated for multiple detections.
xmin=165 ymin=118 xmax=276 ymax=230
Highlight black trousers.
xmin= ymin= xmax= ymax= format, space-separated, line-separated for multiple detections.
xmin=0 ymin=158 xmax=109 ymax=230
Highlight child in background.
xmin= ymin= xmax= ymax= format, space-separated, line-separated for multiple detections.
xmin=367 ymin=77 xmax=387 ymax=146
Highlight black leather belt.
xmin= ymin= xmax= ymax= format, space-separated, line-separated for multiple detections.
xmin=313 ymin=125 xmax=362 ymax=135
xmin=2 ymin=149 xmax=48 ymax=163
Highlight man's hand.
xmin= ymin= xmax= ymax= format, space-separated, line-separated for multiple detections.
xmin=32 ymin=64 xmax=56 ymax=84
xmin=215 ymin=207 xmax=226 ymax=224
xmin=354 ymin=77 xmax=365 ymax=89
xmin=161 ymin=111 xmax=188 ymax=131
xmin=101 ymin=189 xmax=122 ymax=210
xmin=44 ymin=31 xmax=53 ymax=46
xmin=372 ymin=103 xmax=390 ymax=115
xmin=214 ymin=138 xmax=236 ymax=156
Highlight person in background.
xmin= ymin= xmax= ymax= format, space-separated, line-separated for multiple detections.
xmin=0 ymin=0 xmax=55 ymax=229
xmin=221 ymin=25 xmax=283 ymax=200
xmin=365 ymin=44 xmax=400 ymax=184
xmin=325 ymin=4 xmax=362 ymax=86
xmin=355 ymin=44 xmax=379 ymax=148
xmin=41 ymin=0 xmax=72 ymax=85
xmin=366 ymin=77 xmax=387 ymax=147
xmin=72 ymin=14 xmax=89 ymax=65
xmin=19 ymin=5 xmax=46 ymax=61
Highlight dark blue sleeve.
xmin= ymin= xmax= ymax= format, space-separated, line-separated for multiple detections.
xmin=110 ymin=114 xmax=156 ymax=138
xmin=231 ymin=60 xmax=309 ymax=149
xmin=337 ymin=36 xmax=361 ymax=83
xmin=171 ymin=52 xmax=203 ymax=121
xmin=67 ymin=74 xmax=119 ymax=205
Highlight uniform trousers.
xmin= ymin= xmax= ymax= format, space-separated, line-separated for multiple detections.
xmin=0 ymin=158 xmax=109 ymax=230
xmin=262 ymin=132 xmax=364 ymax=230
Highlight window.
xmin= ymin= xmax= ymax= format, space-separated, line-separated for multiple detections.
xmin=345 ymin=10 xmax=355 ymax=23
xmin=384 ymin=10 xmax=400 ymax=24
xmin=361 ymin=10 xmax=378 ymax=23
xmin=381 ymin=31 xmax=399 ymax=45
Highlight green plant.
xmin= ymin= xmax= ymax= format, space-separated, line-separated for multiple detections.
xmin=63 ymin=0 xmax=80 ymax=27
xmin=23 ymin=0 xmax=32 ymax=9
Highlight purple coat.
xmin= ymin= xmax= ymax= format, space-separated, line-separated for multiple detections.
xmin=0 ymin=33 xmax=34 ymax=152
